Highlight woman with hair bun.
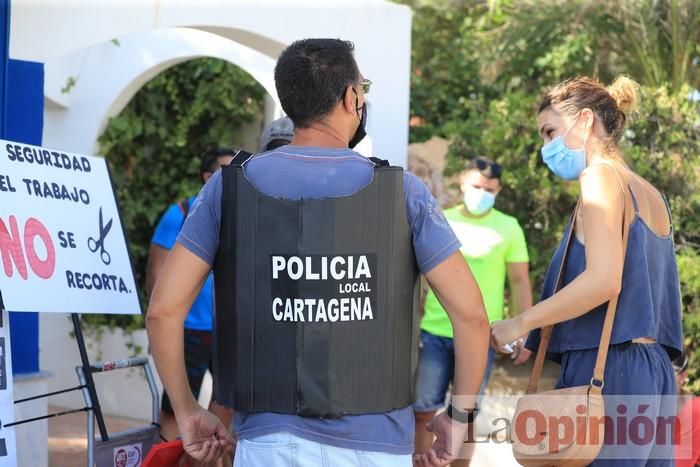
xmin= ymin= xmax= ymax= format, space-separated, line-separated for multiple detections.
xmin=491 ymin=76 xmax=683 ymax=465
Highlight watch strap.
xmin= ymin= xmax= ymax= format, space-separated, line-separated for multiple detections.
xmin=447 ymin=403 xmax=477 ymax=423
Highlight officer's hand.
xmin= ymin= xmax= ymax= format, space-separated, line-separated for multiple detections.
xmin=176 ymin=407 xmax=235 ymax=462
xmin=413 ymin=411 xmax=469 ymax=467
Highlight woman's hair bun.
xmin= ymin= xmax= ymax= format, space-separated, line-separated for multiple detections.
xmin=607 ymin=75 xmax=640 ymax=114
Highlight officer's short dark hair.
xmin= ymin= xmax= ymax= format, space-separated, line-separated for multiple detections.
xmin=274 ymin=39 xmax=360 ymax=128
xmin=200 ymin=147 xmax=235 ymax=179
xmin=464 ymin=156 xmax=502 ymax=180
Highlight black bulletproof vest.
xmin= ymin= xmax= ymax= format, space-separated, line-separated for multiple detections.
xmin=213 ymin=155 xmax=420 ymax=418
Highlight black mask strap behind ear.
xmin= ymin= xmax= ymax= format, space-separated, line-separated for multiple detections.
xmin=352 ymin=88 xmax=363 ymax=117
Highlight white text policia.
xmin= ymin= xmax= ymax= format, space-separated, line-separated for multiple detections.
xmin=272 ymin=255 xmax=372 ymax=281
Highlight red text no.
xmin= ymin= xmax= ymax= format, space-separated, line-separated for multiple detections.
xmin=0 ymin=215 xmax=56 ymax=280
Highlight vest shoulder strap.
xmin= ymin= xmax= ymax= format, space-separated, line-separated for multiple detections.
xmin=230 ymin=149 xmax=254 ymax=167
xmin=367 ymin=156 xmax=390 ymax=167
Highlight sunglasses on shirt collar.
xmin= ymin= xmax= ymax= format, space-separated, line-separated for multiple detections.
xmin=673 ymin=355 xmax=689 ymax=375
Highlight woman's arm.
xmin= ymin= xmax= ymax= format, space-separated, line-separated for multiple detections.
xmin=492 ymin=164 xmax=627 ymax=345
xmin=146 ymin=244 xmax=234 ymax=461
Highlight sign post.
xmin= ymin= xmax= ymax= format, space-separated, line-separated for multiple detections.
xmin=71 ymin=313 xmax=109 ymax=442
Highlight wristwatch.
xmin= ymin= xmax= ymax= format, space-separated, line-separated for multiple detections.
xmin=446 ymin=403 xmax=478 ymax=423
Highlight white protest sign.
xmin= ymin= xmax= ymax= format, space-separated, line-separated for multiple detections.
xmin=0 ymin=309 xmax=17 ymax=466
xmin=0 ymin=140 xmax=141 ymax=314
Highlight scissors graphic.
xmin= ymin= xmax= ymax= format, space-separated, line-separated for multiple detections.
xmin=88 ymin=207 xmax=113 ymax=265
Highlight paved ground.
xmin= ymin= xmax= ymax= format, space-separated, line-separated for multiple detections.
xmin=48 ymin=407 xmax=145 ymax=466
xmin=48 ymin=356 xmax=559 ymax=466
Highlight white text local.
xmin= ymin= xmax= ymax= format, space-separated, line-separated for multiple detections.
xmin=272 ymin=255 xmax=372 ymax=281
xmin=339 ymin=282 xmax=371 ymax=293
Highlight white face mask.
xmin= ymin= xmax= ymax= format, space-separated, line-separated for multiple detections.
xmin=463 ymin=186 xmax=496 ymax=215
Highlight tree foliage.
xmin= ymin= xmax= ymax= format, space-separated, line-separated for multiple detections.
xmin=490 ymin=0 xmax=700 ymax=93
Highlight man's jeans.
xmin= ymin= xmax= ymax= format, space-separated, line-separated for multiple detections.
xmin=233 ymin=431 xmax=412 ymax=467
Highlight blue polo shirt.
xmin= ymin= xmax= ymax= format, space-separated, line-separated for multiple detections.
xmin=151 ymin=196 xmax=214 ymax=331
xmin=177 ymin=146 xmax=460 ymax=454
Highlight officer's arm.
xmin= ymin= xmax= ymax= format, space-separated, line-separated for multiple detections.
xmin=146 ymin=243 xmax=210 ymax=416
xmin=424 ymin=250 xmax=490 ymax=407
xmin=146 ymin=244 xmax=170 ymax=296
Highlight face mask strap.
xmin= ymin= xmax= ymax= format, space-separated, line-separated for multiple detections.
xmin=562 ymin=112 xmax=591 ymax=152
xmin=351 ymin=88 xmax=362 ymax=120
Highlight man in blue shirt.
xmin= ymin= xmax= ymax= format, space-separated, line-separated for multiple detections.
xmin=147 ymin=39 xmax=490 ymax=467
xmin=146 ymin=148 xmax=236 ymax=442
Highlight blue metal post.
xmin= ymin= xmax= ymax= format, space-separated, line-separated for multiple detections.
xmin=0 ymin=0 xmax=45 ymax=375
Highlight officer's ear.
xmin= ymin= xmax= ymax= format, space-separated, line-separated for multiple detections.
xmin=342 ymin=85 xmax=357 ymax=115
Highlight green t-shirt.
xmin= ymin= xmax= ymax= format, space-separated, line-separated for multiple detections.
xmin=421 ymin=206 xmax=529 ymax=338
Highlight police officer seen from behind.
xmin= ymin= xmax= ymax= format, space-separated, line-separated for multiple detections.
xmin=147 ymin=38 xmax=490 ymax=467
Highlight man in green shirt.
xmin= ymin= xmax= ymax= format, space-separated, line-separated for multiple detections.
xmin=413 ymin=157 xmax=533 ymax=465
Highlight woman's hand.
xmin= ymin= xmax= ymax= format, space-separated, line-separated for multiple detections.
xmin=490 ymin=316 xmax=528 ymax=351
xmin=510 ymin=337 xmax=532 ymax=365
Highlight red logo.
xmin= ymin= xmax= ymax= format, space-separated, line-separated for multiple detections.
xmin=114 ymin=448 xmax=127 ymax=467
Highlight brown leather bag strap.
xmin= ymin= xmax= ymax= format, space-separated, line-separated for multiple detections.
xmin=526 ymin=203 xmax=579 ymax=394
xmin=526 ymin=163 xmax=634 ymax=395
xmin=589 ymin=164 xmax=633 ymax=394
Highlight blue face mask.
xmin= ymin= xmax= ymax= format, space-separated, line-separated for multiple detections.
xmin=463 ymin=186 xmax=496 ymax=216
xmin=541 ymin=117 xmax=589 ymax=180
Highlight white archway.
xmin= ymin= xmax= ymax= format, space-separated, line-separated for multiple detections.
xmin=43 ymin=27 xmax=280 ymax=155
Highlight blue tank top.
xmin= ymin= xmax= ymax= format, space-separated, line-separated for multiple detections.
xmin=527 ymin=189 xmax=683 ymax=362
